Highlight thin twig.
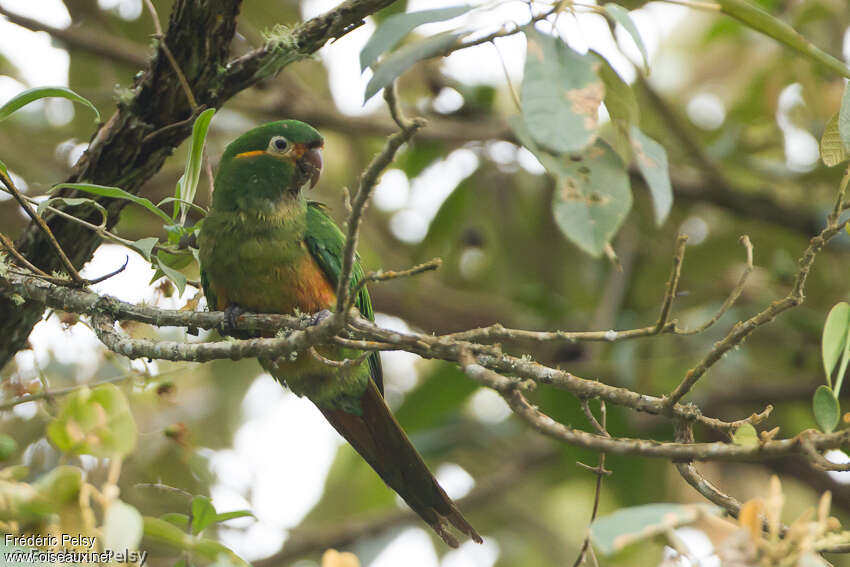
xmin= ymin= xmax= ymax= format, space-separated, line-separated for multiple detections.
xmin=0 ymin=169 xmax=85 ymax=285
xmin=664 ymin=171 xmax=850 ymax=408
xmin=345 ymin=258 xmax=442 ymax=312
xmin=655 ymin=234 xmax=688 ymax=333
xmin=676 ymin=235 xmax=754 ymax=335
xmin=335 ymin=81 xmax=426 ymax=316
xmin=573 ymin=400 xmax=609 ymax=567
xmin=0 ymin=232 xmax=51 ymax=277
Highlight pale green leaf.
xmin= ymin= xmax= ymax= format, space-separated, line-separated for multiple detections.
xmin=365 ymin=32 xmax=461 ymax=101
xmin=0 ymin=86 xmax=100 ymax=123
xmin=177 ymin=108 xmax=215 ymax=225
xmin=821 ymin=112 xmax=849 ymax=166
xmin=103 ymin=500 xmax=143 ymax=551
xmin=840 ymin=83 xmax=850 ymax=155
xmin=591 ymin=503 xmax=722 ymax=556
xmin=716 ymin=0 xmax=850 ymax=79
xmin=813 ymin=385 xmax=841 ymax=433
xmin=128 ymin=237 xmax=159 ymax=261
xmin=594 ymin=52 xmax=639 ymax=125
xmin=51 ymin=183 xmax=172 ymax=224
xmin=46 ymin=384 xmax=137 ymax=458
xmin=156 ymin=253 xmax=188 ymax=297
xmin=732 ymin=423 xmax=758 ymax=447
xmin=521 ymin=27 xmax=604 ymax=154
xmin=630 ymin=126 xmax=672 ymax=225
xmin=603 ymin=4 xmax=649 ymax=72
xmin=551 ymin=141 xmax=632 ymax=257
xmin=360 ymin=5 xmax=471 ymax=71
xmin=822 ymin=302 xmax=850 ymax=388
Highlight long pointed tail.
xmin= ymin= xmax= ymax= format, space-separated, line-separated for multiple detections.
xmin=320 ymin=379 xmax=481 ymax=547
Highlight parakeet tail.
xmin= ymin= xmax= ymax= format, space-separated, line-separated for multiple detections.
xmin=319 ymin=379 xmax=482 ymax=548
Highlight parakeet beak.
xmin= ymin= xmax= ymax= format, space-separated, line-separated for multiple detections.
xmin=300 ymin=148 xmax=323 ymax=189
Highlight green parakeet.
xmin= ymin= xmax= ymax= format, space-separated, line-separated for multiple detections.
xmin=198 ymin=120 xmax=481 ymax=547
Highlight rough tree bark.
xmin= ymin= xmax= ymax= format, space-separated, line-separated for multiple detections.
xmin=0 ymin=0 xmax=399 ymax=371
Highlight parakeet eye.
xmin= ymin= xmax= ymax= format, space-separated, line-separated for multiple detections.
xmin=268 ymin=136 xmax=289 ymax=153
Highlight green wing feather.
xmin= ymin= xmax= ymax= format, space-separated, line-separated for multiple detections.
xmin=304 ymin=201 xmax=384 ymax=394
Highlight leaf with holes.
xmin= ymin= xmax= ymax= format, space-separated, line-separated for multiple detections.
xmin=603 ymin=4 xmax=649 ymax=72
xmin=550 ymin=141 xmax=632 ymax=257
xmin=360 ymin=5 xmax=471 ymax=71
xmin=821 ymin=112 xmax=849 ymax=167
xmin=0 ymin=86 xmax=100 ymax=123
xmin=521 ymin=27 xmax=604 ymax=154
xmin=364 ymin=32 xmax=461 ymax=101
xmin=630 ymin=126 xmax=672 ymax=225
xmin=813 ymin=385 xmax=841 ymax=433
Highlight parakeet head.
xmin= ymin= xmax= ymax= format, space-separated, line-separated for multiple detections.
xmin=212 ymin=120 xmax=324 ymax=212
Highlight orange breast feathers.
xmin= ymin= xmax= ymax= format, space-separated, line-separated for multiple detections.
xmin=212 ymin=251 xmax=337 ymax=316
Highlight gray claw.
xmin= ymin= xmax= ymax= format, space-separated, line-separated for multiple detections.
xmin=311 ymin=309 xmax=333 ymax=326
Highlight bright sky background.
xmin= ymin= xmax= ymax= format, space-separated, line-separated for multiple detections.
xmin=4 ymin=0 xmax=845 ymax=565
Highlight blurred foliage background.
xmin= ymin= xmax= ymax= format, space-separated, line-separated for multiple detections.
xmin=2 ymin=0 xmax=850 ymax=566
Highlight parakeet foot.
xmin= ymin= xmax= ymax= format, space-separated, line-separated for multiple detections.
xmin=222 ymin=303 xmax=245 ymax=333
xmin=311 ymin=309 xmax=333 ymax=326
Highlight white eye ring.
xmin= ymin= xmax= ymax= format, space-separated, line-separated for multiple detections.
xmin=268 ymin=136 xmax=290 ymax=153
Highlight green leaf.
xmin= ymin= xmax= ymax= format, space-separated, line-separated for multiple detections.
xmin=155 ymin=250 xmax=189 ymax=297
xmin=103 ymin=500 xmax=144 ymax=551
xmin=360 ymin=5 xmax=471 ymax=71
xmin=550 ymin=141 xmax=632 ymax=257
xmin=46 ymin=384 xmax=137 ymax=458
xmin=128 ymin=237 xmax=160 ymax=261
xmin=595 ymin=53 xmax=639 ymax=125
xmin=51 ymin=183 xmax=173 ymax=224
xmin=36 ymin=197 xmax=108 ymax=228
xmin=213 ymin=510 xmax=254 ymax=524
xmin=191 ymin=495 xmax=217 ymax=535
xmin=144 ymin=516 xmax=195 ymax=549
xmin=0 ymin=86 xmax=100 ymax=123
xmin=364 ymin=32 xmax=461 ymax=101
xmin=591 ymin=503 xmax=722 ymax=555
xmin=716 ymin=0 xmax=850 ymax=79
xmin=157 ymin=197 xmax=208 ymax=218
xmin=732 ymin=423 xmax=759 ymax=447
xmin=0 ymin=435 xmax=17 ymax=460
xmin=839 ymin=83 xmax=850 ymax=154
xmin=629 ymin=126 xmax=672 ymax=225
xmin=0 ymin=159 xmax=6 ymax=176
xmin=176 ymin=108 xmax=215 ymax=225
xmin=31 ymin=465 xmax=83 ymax=504
xmin=160 ymin=513 xmax=190 ymax=528
xmin=821 ymin=112 xmax=849 ymax=167
xmin=521 ymin=27 xmax=604 ymax=155
xmin=603 ymin=4 xmax=649 ymax=72
xmin=822 ymin=302 xmax=850 ymax=389
xmin=813 ymin=385 xmax=841 ymax=433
